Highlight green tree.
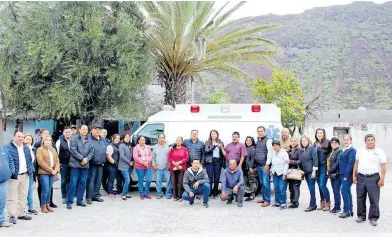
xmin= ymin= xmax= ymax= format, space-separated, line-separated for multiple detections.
xmin=0 ymin=1 xmax=152 ymax=124
xmin=142 ymin=1 xmax=278 ymax=106
xmin=252 ymin=71 xmax=305 ymax=131
xmin=208 ymin=92 xmax=231 ymax=104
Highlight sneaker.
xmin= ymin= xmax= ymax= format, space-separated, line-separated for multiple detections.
xmin=86 ymin=199 xmax=93 ymax=205
xmin=92 ymin=198 xmax=104 ymax=202
xmin=280 ymin=205 xmax=288 ymax=210
xmin=157 ymin=196 xmax=162 ymax=199
xmin=77 ymin=203 xmax=87 ymax=207
xmin=121 ymin=196 xmax=127 ymax=200
xmin=126 ymin=195 xmax=132 ymax=199
xmin=140 ymin=196 xmax=145 ymax=200
xmin=356 ymin=218 xmax=365 ymax=223
xmin=17 ymin=215 xmax=32 ymax=221
xmin=305 ymin=205 xmax=317 ymax=212
xmin=273 ymin=203 xmax=280 ymax=207
xmin=144 ymin=195 xmax=152 ymax=199
xmin=66 ymin=205 xmax=72 ymax=210
xmin=370 ymin=220 xmax=377 ymax=226
xmin=28 ymin=209 xmax=39 ymax=215
xmin=0 ymin=223 xmax=12 ymax=228
xmin=330 ymin=208 xmax=341 ymax=214
xmin=9 ymin=216 xmax=17 ymax=224
xmin=203 ymin=202 xmax=209 ymax=208
xmin=238 ymin=202 xmax=243 ymax=207
xmin=166 ymin=196 xmax=172 ymax=199
xmin=108 ymin=194 xmax=114 ymax=198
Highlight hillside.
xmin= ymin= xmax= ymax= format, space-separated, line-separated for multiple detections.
xmin=195 ymin=1 xmax=392 ymax=110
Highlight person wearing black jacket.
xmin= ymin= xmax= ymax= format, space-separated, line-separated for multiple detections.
xmin=105 ymin=134 xmax=121 ymax=198
xmin=287 ymin=137 xmax=301 ymax=208
xmin=203 ymin=130 xmax=225 ymax=199
xmin=314 ymin=128 xmax=332 ymax=211
xmin=298 ymin=135 xmax=318 ymax=212
xmin=244 ymin=136 xmax=257 ymax=202
xmin=327 ymin=137 xmax=343 ymax=214
xmin=86 ymin=124 xmax=106 ymax=204
xmin=55 ymin=127 xmax=72 ymax=204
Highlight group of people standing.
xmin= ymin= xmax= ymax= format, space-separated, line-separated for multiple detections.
xmin=0 ymin=124 xmax=387 ymax=228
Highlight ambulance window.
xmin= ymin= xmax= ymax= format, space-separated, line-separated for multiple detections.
xmin=134 ymin=123 xmax=164 ymax=146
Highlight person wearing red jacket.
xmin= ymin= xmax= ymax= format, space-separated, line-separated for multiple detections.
xmin=133 ymin=136 xmax=152 ymax=200
xmin=168 ymin=137 xmax=189 ymax=201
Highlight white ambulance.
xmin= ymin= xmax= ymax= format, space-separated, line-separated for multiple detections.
xmin=129 ymin=104 xmax=283 ymax=186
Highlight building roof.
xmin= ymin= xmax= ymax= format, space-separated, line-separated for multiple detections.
xmin=306 ymin=110 xmax=392 ymax=123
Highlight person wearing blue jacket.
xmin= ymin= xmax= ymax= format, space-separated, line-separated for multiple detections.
xmin=0 ymin=145 xmax=15 ymax=227
xmin=339 ymin=134 xmax=356 ymax=218
xmin=5 ymin=131 xmax=34 ymax=224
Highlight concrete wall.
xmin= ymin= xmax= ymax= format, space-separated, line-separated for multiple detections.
xmin=303 ymin=122 xmax=392 ymax=161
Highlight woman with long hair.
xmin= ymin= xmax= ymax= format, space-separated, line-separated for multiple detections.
xmin=314 ymin=128 xmax=332 ymax=211
xmin=118 ymin=134 xmax=133 ymax=200
xmin=169 ymin=137 xmax=189 ymax=201
xmin=327 ymin=137 xmax=343 ymax=214
xmin=204 ymin=129 xmax=224 ymax=199
xmin=339 ymin=134 xmax=356 ymax=218
xmin=36 ymin=136 xmax=59 ymax=213
xmin=299 ymin=135 xmax=319 ymax=212
xmin=24 ymin=134 xmax=38 ymax=215
xmin=244 ymin=136 xmax=257 ymax=202
xmin=133 ymin=136 xmax=153 ymax=200
xmin=287 ymin=136 xmax=301 ymax=208
xmin=105 ymin=134 xmax=121 ymax=198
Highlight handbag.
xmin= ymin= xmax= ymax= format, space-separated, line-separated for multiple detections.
xmin=287 ymin=168 xmax=304 ymax=181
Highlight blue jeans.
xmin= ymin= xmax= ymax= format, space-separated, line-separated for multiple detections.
xmin=86 ymin=164 xmax=103 ymax=199
xmin=39 ymin=174 xmax=55 ymax=205
xmin=205 ymin=159 xmax=221 ymax=197
xmin=156 ymin=169 xmax=172 ymax=197
xmin=317 ymin=165 xmax=330 ymax=202
xmin=67 ymin=168 xmax=88 ymax=205
xmin=273 ymin=173 xmax=288 ymax=205
xmin=331 ymin=177 xmax=341 ymax=210
xmin=305 ymin=172 xmax=317 ymax=207
xmin=341 ymin=174 xmax=353 ymax=213
xmin=135 ymin=168 xmax=152 ymax=196
xmin=182 ymin=183 xmax=210 ymax=203
xmin=257 ymin=165 xmax=271 ymax=203
xmin=27 ymin=174 xmax=34 ymax=210
xmin=60 ymin=163 xmax=70 ymax=199
xmin=106 ymin=165 xmax=117 ymax=195
xmin=0 ymin=182 xmax=7 ymax=225
xmin=121 ymin=169 xmax=131 ymax=196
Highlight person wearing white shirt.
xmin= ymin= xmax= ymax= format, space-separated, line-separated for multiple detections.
xmin=270 ymin=140 xmax=289 ymax=210
xmin=353 ymin=134 xmax=387 ymax=226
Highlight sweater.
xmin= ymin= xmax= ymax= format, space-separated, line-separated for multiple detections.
xmin=133 ymin=145 xmax=152 ymax=170
xmin=152 ymin=143 xmax=170 ymax=169
xmin=221 ymin=167 xmax=244 ymax=190
xmin=69 ymin=134 xmax=94 ymax=169
xmin=36 ymin=147 xmax=60 ymax=175
xmin=270 ymin=149 xmax=289 ymax=176
xmin=118 ymin=143 xmax=132 ymax=171
xmin=168 ymin=147 xmax=189 ymax=171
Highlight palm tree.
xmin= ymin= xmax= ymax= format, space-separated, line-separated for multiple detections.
xmin=142 ymin=1 xmax=278 ymax=106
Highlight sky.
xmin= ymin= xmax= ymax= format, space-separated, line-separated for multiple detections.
xmin=216 ymin=0 xmax=390 ymax=19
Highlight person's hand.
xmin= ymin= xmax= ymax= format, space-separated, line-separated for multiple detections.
xmin=109 ymin=159 xmax=115 ymax=164
xmin=217 ymin=143 xmax=222 ymax=149
xmin=378 ymin=178 xmax=385 ymax=187
xmin=51 ymin=170 xmax=57 ymax=176
xmin=144 ymin=161 xmax=149 ymax=167
xmin=270 ymin=171 xmax=273 ymax=177
xmin=312 ymin=170 xmax=316 ymax=179
xmin=221 ymin=191 xmax=226 ymax=200
xmin=189 ymin=192 xmax=194 ymax=198
xmin=233 ymin=186 xmax=239 ymax=194
xmin=152 ymin=165 xmax=158 ymax=171
xmin=283 ymin=175 xmax=287 ymax=181
xmin=130 ymin=161 xmax=134 ymax=166
xmin=264 ymin=165 xmax=269 ymax=174
xmin=81 ymin=158 xmax=88 ymax=166
xmin=193 ymin=181 xmax=199 ymax=189
xmin=249 ymin=168 xmax=254 ymax=173
xmin=353 ymin=176 xmax=357 ymax=184
xmin=344 ymin=177 xmax=348 ymax=181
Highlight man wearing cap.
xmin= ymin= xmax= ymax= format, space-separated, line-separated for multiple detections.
xmin=269 ymin=140 xmax=289 ymax=209
xmin=353 ymin=134 xmax=387 ymax=226
xmin=86 ymin=124 xmax=106 ymax=204
xmin=67 ymin=125 xmax=94 ymax=209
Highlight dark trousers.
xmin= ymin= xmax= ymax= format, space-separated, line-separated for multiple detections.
xmin=170 ymin=170 xmax=184 ymax=199
xmin=288 ymin=180 xmax=301 ymax=203
xmin=331 ymin=177 xmax=341 ymax=210
xmin=86 ymin=164 xmax=103 ymax=200
xmin=341 ymin=175 xmax=353 ymax=214
xmin=317 ymin=165 xmax=330 ymax=202
xmin=106 ymin=165 xmax=117 ymax=195
xmin=116 ymin=169 xmax=124 ymax=193
xmin=305 ymin=172 xmax=316 ymax=207
xmin=102 ymin=165 xmax=108 ymax=192
xmin=205 ymin=159 xmax=221 ymax=197
xmin=37 ymin=180 xmax=54 ymax=206
xmin=356 ymin=173 xmax=380 ymax=221
xmin=60 ymin=163 xmax=71 ymax=199
xmin=67 ymin=168 xmax=88 ymax=205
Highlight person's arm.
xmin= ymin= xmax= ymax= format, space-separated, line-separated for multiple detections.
xmin=55 ymin=140 xmax=60 ymax=155
xmin=86 ymin=143 xmax=94 ymax=161
xmin=283 ymin=152 xmax=289 ymax=175
xmin=221 ymin=170 xmax=227 ymax=190
xmin=205 ymin=143 xmax=215 ymax=153
xmin=168 ymin=150 xmax=174 ymax=164
xmin=24 ymin=148 xmax=34 ymax=173
xmin=248 ymin=147 xmax=255 ymax=168
xmin=330 ymin=151 xmax=341 ymax=173
xmin=7 ymin=148 xmax=16 ymax=176
xmin=198 ymin=170 xmax=210 ymax=184
xmin=239 ymin=144 xmax=247 ymax=168
xmin=311 ymin=146 xmax=318 ymax=170
xmin=152 ymin=147 xmax=157 ymax=166
xmin=378 ymin=149 xmax=387 ymax=186
xmin=353 ymin=159 xmax=359 ymax=183
xmin=182 ymin=148 xmax=189 ymax=165
xmin=146 ymin=146 xmax=153 ymax=164
xmin=266 ymin=139 xmax=273 ymax=165
xmin=182 ymin=172 xmax=191 ymax=193
xmin=221 ymin=146 xmax=227 ymax=157
xmin=344 ymin=149 xmax=356 ymax=179
xmin=106 ymin=146 xmax=115 ymax=164
xmin=238 ymin=169 xmax=244 ymax=186
xmin=53 ymin=150 xmax=60 ymax=173
xmin=200 ymin=141 xmax=205 ymax=165
xmin=70 ymin=138 xmax=83 ymax=161
xmin=36 ymin=148 xmax=55 ymax=173
xmin=132 ymin=147 xmax=144 ymax=165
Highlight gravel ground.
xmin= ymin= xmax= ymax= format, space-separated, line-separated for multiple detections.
xmin=1 ymin=167 xmax=392 ymax=237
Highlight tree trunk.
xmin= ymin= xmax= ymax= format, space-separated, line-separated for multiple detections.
xmin=163 ymin=76 xmax=188 ymax=107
